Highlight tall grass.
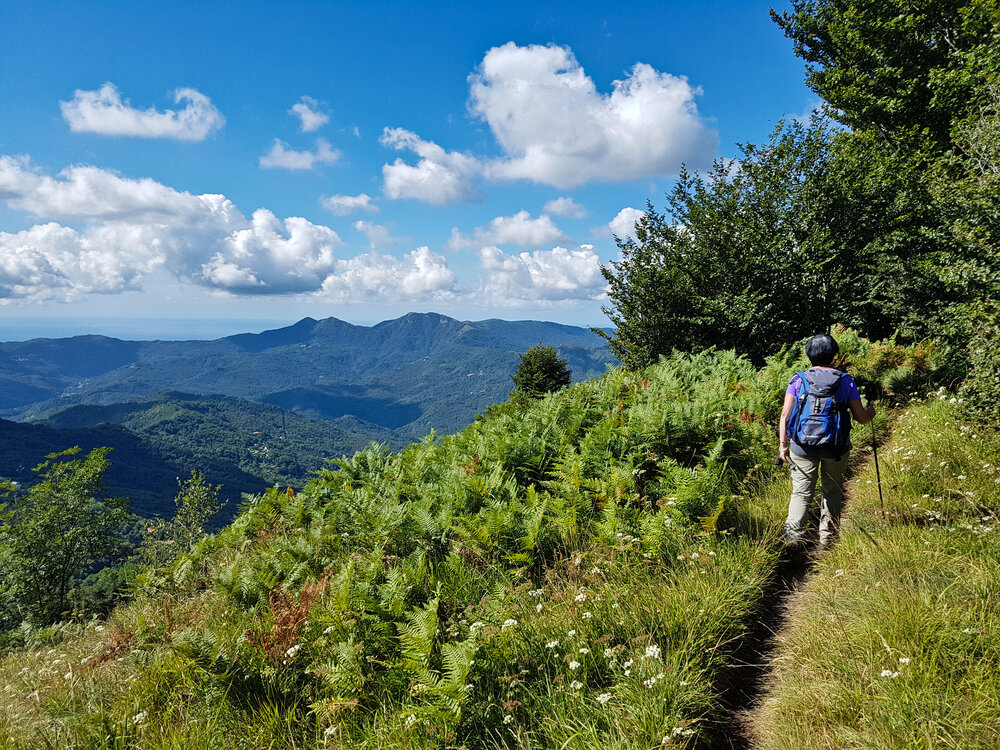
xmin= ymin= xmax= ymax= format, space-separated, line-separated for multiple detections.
xmin=749 ymin=396 xmax=1000 ymax=749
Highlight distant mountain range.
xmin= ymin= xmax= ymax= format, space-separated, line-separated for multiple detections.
xmin=0 ymin=313 xmax=614 ymax=520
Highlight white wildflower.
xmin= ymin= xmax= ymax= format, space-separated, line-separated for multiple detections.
xmin=546 ymin=640 xmax=559 ymax=649
xmin=568 ymin=629 xmax=576 ymax=637
xmin=645 ymin=644 xmax=661 ymax=660
xmin=132 ymin=711 xmax=148 ymax=724
xmin=285 ymin=644 xmax=300 ymax=659
xmin=597 ymin=692 xmax=612 ymax=704
xmin=582 ymin=611 xmax=592 ymax=619
xmin=579 ymin=648 xmax=590 ymax=654
xmin=898 ymin=657 xmax=910 ymax=664
xmin=880 ymin=669 xmax=899 ymax=678
xmin=405 ymin=714 xmax=417 ymax=727
xmin=624 ymin=659 xmax=634 ymax=668
xmin=575 ymin=592 xmax=587 ymax=603
xmin=536 ymin=603 xmax=543 ymax=613
xmin=502 ymin=618 xmax=518 ymax=631
xmin=503 ymin=714 xmax=514 ymax=725
xmin=569 ymin=660 xmax=581 ymax=670
xmin=570 ymin=680 xmax=583 ymax=689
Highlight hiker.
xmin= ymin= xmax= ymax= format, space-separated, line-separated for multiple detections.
xmin=778 ymin=334 xmax=875 ymax=549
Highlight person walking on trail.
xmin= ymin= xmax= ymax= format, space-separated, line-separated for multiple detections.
xmin=778 ymin=334 xmax=876 ymax=549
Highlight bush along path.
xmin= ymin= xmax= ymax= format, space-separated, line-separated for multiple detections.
xmin=0 ymin=339 xmax=934 ymax=749
xmin=745 ymin=396 xmax=1000 ymax=750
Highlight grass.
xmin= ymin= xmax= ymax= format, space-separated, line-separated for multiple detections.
xmin=749 ymin=395 xmax=1000 ymax=749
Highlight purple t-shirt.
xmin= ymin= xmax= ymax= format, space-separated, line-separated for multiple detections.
xmin=785 ymin=368 xmax=861 ymax=458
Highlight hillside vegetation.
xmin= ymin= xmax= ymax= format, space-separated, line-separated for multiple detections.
xmin=0 ymin=348 xmax=794 ymax=748
xmin=0 ymin=313 xmax=610 ymax=519
xmin=0 ymin=313 xmax=611 ymax=438
xmin=0 ymin=394 xmax=396 ymax=521
xmin=0 ymin=337 xmax=934 ymax=748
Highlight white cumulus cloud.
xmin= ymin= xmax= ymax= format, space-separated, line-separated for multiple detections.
xmin=318 ymin=247 xmax=456 ymax=302
xmin=543 ymin=196 xmax=587 ymax=218
xmin=478 ymin=244 xmax=604 ymax=304
xmin=201 ymin=209 xmax=342 ymax=293
xmin=0 ymin=156 xmax=467 ymax=304
xmin=0 ymin=223 xmax=155 ymax=302
xmin=0 ymin=157 xmax=355 ymax=300
xmin=469 ymin=43 xmax=717 ymax=188
xmin=290 ymin=96 xmax=329 ymax=132
xmin=60 ymin=82 xmax=224 ymax=140
xmin=608 ymin=207 xmax=646 ymax=242
xmin=321 ymin=193 xmax=379 ymax=216
xmin=259 ymin=138 xmax=340 ymax=170
xmin=380 ymin=128 xmax=482 ymax=205
xmin=448 ymin=210 xmax=570 ymax=250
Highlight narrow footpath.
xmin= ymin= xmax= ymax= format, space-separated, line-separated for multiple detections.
xmin=706 ymin=439 xmax=885 ymax=750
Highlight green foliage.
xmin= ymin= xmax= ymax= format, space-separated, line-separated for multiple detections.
xmin=510 ymin=344 xmax=572 ymax=399
xmin=139 ymin=470 xmax=223 ymax=568
xmin=771 ymin=0 xmax=1000 ymax=149
xmin=0 ymin=447 xmax=133 ymax=626
xmin=0 ymin=347 xmax=808 ymax=747
xmin=957 ymin=301 xmax=1000 ymax=423
xmin=599 ymin=120 xmax=839 ymax=367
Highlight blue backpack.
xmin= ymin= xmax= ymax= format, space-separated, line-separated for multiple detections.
xmin=786 ymin=369 xmax=850 ymax=449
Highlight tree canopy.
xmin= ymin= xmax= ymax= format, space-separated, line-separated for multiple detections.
xmin=601 ymin=0 xmax=1000 ymax=383
xmin=511 ymin=345 xmax=572 ymax=398
xmin=0 ymin=447 xmax=132 ymax=625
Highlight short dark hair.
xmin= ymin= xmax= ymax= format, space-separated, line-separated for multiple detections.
xmin=805 ymin=334 xmax=839 ymax=366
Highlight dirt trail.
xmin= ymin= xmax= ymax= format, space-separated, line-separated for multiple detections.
xmin=705 ymin=546 xmax=815 ymax=749
xmin=706 ymin=443 xmax=882 ymax=749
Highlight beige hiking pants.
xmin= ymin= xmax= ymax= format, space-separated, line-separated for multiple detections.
xmin=785 ymin=450 xmax=850 ymax=547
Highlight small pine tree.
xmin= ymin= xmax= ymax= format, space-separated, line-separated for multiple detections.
xmin=511 ymin=344 xmax=571 ymax=399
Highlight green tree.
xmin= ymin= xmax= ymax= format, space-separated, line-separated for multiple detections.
xmin=139 ymin=470 xmax=223 ymax=567
xmin=599 ymin=120 xmax=838 ymax=368
xmin=771 ymin=0 xmax=999 ymax=148
xmin=0 ymin=447 xmax=132 ymax=626
xmin=511 ymin=345 xmax=571 ymax=398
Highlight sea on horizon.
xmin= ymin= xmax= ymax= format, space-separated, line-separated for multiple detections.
xmin=0 ymin=317 xmax=299 ymax=342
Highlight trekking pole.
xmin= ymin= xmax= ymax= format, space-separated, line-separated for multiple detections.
xmin=870 ymin=410 xmax=885 ymax=518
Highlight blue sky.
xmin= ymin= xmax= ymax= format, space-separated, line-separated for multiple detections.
xmin=0 ymin=0 xmax=813 ymax=339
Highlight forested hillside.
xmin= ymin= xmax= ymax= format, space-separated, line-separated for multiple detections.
xmin=0 ymin=313 xmax=612 ymax=438
xmin=0 ymin=395 xmax=396 ymax=520
xmin=0 ymin=313 xmax=610 ymax=518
